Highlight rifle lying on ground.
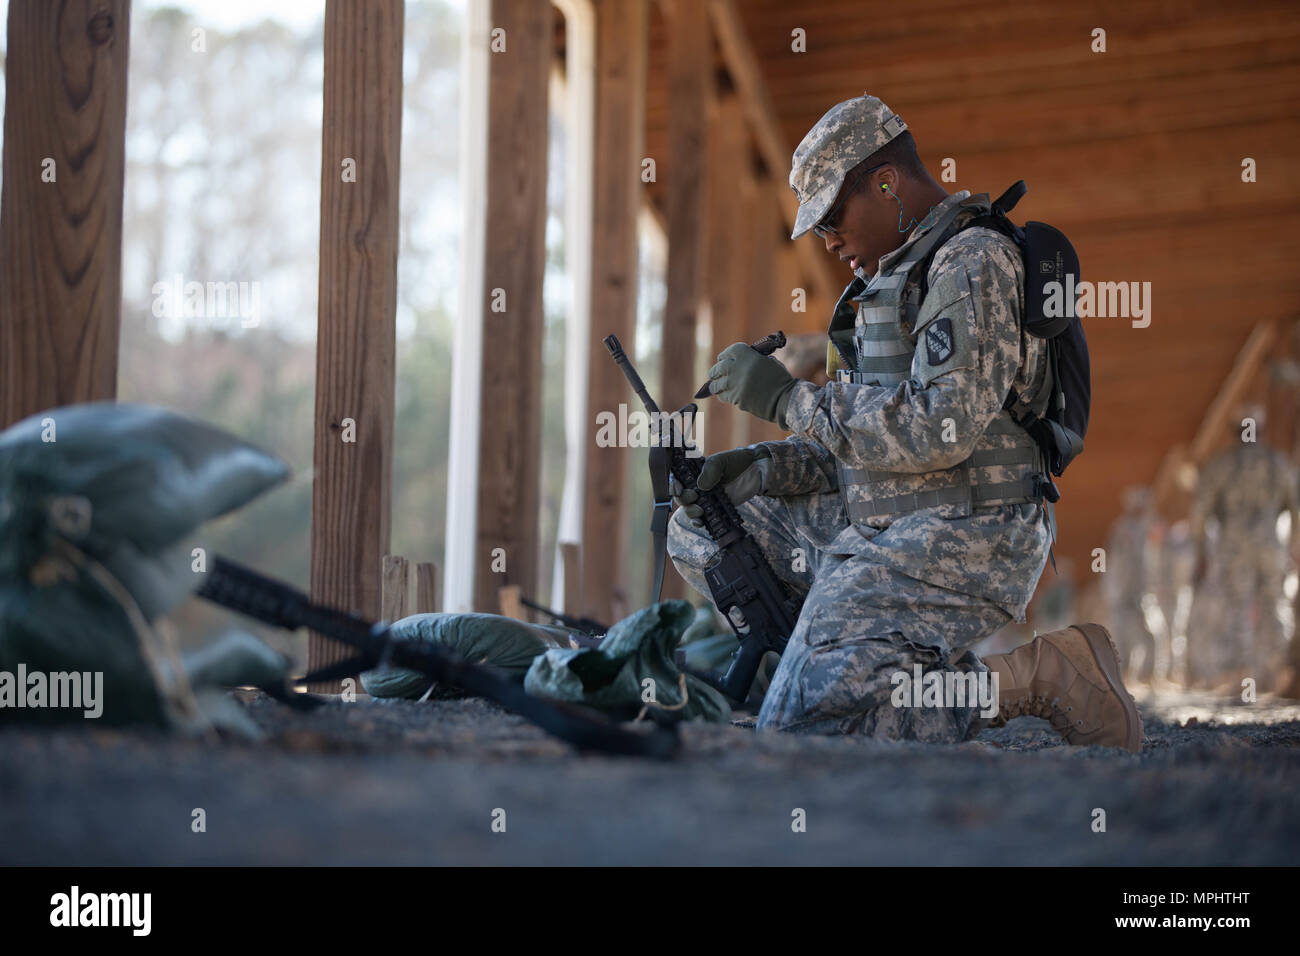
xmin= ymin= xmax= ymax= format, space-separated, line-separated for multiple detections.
xmin=195 ymin=555 xmax=680 ymax=758
xmin=604 ymin=333 xmax=802 ymax=704
xmin=518 ymin=596 xmax=607 ymax=649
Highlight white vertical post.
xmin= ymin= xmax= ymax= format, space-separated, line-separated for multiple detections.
xmin=444 ymin=0 xmax=492 ymax=613
xmin=552 ymin=0 xmax=596 ymax=608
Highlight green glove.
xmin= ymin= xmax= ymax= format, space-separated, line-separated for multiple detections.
xmin=705 ymin=342 xmax=798 ymax=424
xmin=672 ymin=446 xmax=772 ymax=524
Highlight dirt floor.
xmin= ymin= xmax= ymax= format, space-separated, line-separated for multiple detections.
xmin=2 ymin=684 xmax=1297 ymax=865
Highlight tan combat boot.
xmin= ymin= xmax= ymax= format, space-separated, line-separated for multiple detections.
xmin=983 ymin=623 xmax=1143 ymax=752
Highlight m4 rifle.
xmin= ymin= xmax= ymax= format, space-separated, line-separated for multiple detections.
xmin=603 ymin=334 xmax=802 ymax=705
xmin=518 ymin=595 xmax=606 ymax=649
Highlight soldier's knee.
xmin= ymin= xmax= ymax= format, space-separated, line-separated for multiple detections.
xmin=666 ymin=506 xmax=689 ymax=559
xmin=667 ymin=506 xmax=712 ymax=565
xmin=757 ymin=636 xmax=973 ymax=742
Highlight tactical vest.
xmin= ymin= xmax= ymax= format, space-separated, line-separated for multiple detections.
xmin=830 ymin=194 xmax=1051 ymax=530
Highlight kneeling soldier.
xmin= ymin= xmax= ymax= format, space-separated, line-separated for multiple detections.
xmin=671 ymin=94 xmax=1142 ymax=751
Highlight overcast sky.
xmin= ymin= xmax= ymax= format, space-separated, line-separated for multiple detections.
xmin=134 ymin=0 xmax=465 ymax=31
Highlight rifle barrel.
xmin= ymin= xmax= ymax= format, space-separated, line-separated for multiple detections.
xmin=603 ymin=335 xmax=662 ymax=416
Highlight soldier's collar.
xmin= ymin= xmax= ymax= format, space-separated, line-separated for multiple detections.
xmin=874 ymin=190 xmax=971 ymax=274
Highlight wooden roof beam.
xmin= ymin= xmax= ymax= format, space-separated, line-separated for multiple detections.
xmin=1188 ymin=320 xmax=1278 ymax=464
xmin=1152 ymin=320 xmax=1278 ymax=515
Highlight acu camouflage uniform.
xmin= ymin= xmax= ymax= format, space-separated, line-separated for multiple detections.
xmin=669 ymin=183 xmax=1053 ymax=741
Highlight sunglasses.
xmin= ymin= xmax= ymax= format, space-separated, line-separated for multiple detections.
xmin=812 ymin=162 xmax=888 ymax=239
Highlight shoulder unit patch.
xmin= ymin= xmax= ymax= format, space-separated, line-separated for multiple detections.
xmin=925 ymin=317 xmax=955 ymax=366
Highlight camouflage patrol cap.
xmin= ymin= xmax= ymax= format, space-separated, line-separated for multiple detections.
xmin=789 ymin=94 xmax=908 ymax=239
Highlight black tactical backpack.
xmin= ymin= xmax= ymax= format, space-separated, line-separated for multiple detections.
xmin=922 ymin=181 xmax=1090 ymax=481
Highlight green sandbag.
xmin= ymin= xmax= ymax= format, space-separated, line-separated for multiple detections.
xmin=678 ymin=604 xmax=722 ymax=647
xmin=673 ymin=603 xmax=780 ymax=704
xmin=0 ymin=402 xmax=291 ymax=732
xmin=524 ymin=600 xmax=731 ymax=723
xmin=0 ymin=402 xmax=288 ymax=620
xmin=0 ymin=565 xmax=168 ymax=727
xmin=680 ymin=631 xmax=743 ymax=671
xmin=182 ymin=630 xmax=294 ymax=691
xmin=679 ymin=633 xmax=780 ymax=704
xmin=361 ymin=612 xmax=561 ymax=699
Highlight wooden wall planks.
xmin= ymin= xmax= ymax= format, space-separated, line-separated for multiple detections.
xmin=639 ymin=0 xmax=1300 ymax=583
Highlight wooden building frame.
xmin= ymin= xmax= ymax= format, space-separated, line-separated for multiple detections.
xmin=0 ymin=0 xmax=811 ymax=676
xmin=5 ymin=0 xmax=1295 ymax=676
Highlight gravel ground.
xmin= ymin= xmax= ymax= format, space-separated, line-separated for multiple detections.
xmin=1 ymin=686 xmax=1297 ymax=865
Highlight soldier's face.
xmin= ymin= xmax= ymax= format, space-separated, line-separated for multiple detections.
xmin=819 ymin=168 xmax=900 ymax=277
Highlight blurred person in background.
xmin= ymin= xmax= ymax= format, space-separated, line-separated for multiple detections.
xmin=1103 ymin=487 xmax=1160 ymax=684
xmin=1188 ymin=405 xmax=1298 ymax=693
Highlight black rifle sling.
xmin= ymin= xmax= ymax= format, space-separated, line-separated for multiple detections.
xmin=648 ymin=442 xmax=672 ymax=603
xmin=197 ymin=555 xmax=680 ymax=759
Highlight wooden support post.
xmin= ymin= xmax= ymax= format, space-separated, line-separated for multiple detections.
xmin=661 ymin=0 xmax=710 ymax=412
xmin=748 ymin=188 xmax=779 ymax=340
xmin=414 ymin=561 xmax=441 ymax=614
xmin=703 ymin=95 xmax=749 ymax=453
xmin=659 ymin=0 xmax=711 ymax=599
xmin=747 ymin=193 xmax=785 ymax=445
xmin=498 ymin=584 xmax=525 ymax=621
xmin=0 ymin=0 xmax=130 ymax=428
xmin=707 ymin=0 xmax=839 ymax=323
xmin=381 ymin=555 xmax=412 ymax=622
xmin=472 ymin=0 xmax=552 ymax=612
xmin=308 ymin=0 xmax=404 ymax=687
xmin=775 ymin=243 xmax=804 ymax=336
xmin=730 ymin=163 xmax=760 ymax=449
xmin=560 ymin=542 xmax=582 ymax=617
xmin=581 ymin=0 xmax=647 ymax=623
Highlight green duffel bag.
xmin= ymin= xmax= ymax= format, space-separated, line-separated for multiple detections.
xmin=361 ymin=612 xmax=563 ymax=700
xmin=524 ymin=600 xmax=731 ymax=723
